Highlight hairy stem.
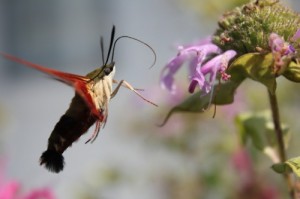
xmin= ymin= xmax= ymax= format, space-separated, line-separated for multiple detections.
xmin=268 ymin=91 xmax=294 ymax=198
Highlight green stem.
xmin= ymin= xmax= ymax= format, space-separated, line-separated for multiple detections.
xmin=268 ymin=90 xmax=294 ymax=198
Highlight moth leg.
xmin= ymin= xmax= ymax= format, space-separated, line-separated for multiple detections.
xmin=85 ymin=120 xmax=102 ymax=144
xmin=111 ymin=79 xmax=124 ymax=98
xmin=112 ymin=79 xmax=157 ymax=107
xmin=112 ymin=79 xmax=143 ymax=91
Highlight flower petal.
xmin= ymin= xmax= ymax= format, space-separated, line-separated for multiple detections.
xmin=269 ymin=33 xmax=294 ymax=55
xmin=161 ymin=40 xmax=224 ymax=96
xmin=23 ymin=187 xmax=55 ymax=199
xmin=0 ymin=181 xmax=20 ymax=199
xmin=189 ymin=50 xmax=236 ymax=94
xmin=188 ymin=70 xmax=205 ymax=93
xmin=161 ymin=43 xmax=220 ymax=94
xmin=160 ymin=54 xmax=187 ymax=92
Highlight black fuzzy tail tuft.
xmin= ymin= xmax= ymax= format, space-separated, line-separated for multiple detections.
xmin=40 ymin=150 xmax=65 ymax=173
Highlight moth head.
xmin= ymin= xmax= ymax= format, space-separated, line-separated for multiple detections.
xmin=103 ymin=61 xmax=115 ymax=76
xmin=89 ymin=25 xmax=156 ymax=81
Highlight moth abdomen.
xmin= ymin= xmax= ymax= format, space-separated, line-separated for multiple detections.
xmin=40 ymin=94 xmax=98 ymax=173
xmin=40 ymin=150 xmax=64 ymax=173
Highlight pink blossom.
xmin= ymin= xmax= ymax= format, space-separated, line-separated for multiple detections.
xmin=188 ymin=50 xmax=236 ymax=95
xmin=161 ymin=39 xmax=236 ymax=100
xmin=23 ymin=188 xmax=55 ymax=199
xmin=0 ymin=161 xmax=55 ymax=199
xmin=161 ymin=39 xmax=221 ymax=94
xmin=232 ymin=148 xmax=279 ymax=199
xmin=269 ymin=32 xmax=296 ymax=73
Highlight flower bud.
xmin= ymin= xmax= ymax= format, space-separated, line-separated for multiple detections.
xmin=213 ymin=0 xmax=300 ymax=55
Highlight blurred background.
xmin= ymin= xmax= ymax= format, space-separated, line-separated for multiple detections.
xmin=0 ymin=0 xmax=300 ymax=198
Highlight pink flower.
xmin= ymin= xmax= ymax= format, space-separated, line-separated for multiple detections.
xmin=23 ymin=188 xmax=55 ymax=199
xmin=232 ymin=148 xmax=279 ymax=199
xmin=232 ymin=148 xmax=254 ymax=187
xmin=161 ymin=39 xmax=236 ymax=98
xmin=269 ymin=31 xmax=297 ymax=73
xmin=269 ymin=33 xmax=295 ymax=56
xmin=0 ymin=160 xmax=55 ymax=199
xmin=188 ymin=50 xmax=236 ymax=95
xmin=0 ymin=181 xmax=20 ymax=199
xmin=161 ymin=39 xmax=221 ymax=94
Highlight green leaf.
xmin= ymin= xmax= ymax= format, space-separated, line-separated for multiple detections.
xmin=283 ymin=61 xmax=300 ymax=82
xmin=271 ymin=163 xmax=292 ymax=174
xmin=160 ymin=78 xmax=244 ymax=126
xmin=228 ymin=53 xmax=276 ymax=94
xmin=236 ymin=111 xmax=270 ymax=151
xmin=236 ymin=111 xmax=290 ymax=161
xmin=272 ymin=157 xmax=300 ymax=177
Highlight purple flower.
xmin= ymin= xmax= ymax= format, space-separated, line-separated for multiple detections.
xmin=161 ymin=39 xmax=221 ymax=94
xmin=161 ymin=39 xmax=237 ymax=98
xmin=269 ymin=33 xmax=294 ymax=56
xmin=188 ymin=50 xmax=237 ymax=95
xmin=269 ymin=32 xmax=296 ymax=73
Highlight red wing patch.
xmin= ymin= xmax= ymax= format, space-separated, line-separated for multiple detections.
xmin=73 ymin=81 xmax=104 ymax=121
xmin=1 ymin=52 xmax=104 ymax=121
xmin=0 ymin=52 xmax=89 ymax=84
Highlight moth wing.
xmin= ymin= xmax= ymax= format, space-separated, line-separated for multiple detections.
xmin=1 ymin=52 xmax=103 ymax=121
xmin=0 ymin=52 xmax=89 ymax=85
xmin=73 ymin=81 xmax=104 ymax=121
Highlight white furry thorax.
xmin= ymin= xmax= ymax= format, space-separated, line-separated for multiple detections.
xmin=89 ymin=67 xmax=116 ymax=111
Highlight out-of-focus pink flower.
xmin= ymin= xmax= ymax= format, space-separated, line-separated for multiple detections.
xmin=232 ymin=148 xmax=279 ymax=199
xmin=0 ymin=160 xmax=55 ymax=199
xmin=232 ymin=148 xmax=254 ymax=187
xmin=0 ymin=181 xmax=20 ymax=199
xmin=23 ymin=188 xmax=55 ymax=199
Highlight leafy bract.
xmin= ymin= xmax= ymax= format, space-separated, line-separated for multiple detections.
xmin=229 ymin=53 xmax=276 ymax=94
xmin=236 ymin=111 xmax=290 ymax=162
xmin=283 ymin=61 xmax=300 ymax=82
xmin=272 ymin=157 xmax=300 ymax=177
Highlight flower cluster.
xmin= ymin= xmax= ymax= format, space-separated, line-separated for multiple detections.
xmin=160 ymin=1 xmax=300 ymax=102
xmin=161 ymin=30 xmax=298 ymax=98
xmin=161 ymin=38 xmax=236 ymax=96
xmin=159 ymin=1 xmax=300 ymax=198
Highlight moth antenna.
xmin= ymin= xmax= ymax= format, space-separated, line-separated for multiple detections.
xmin=89 ymin=26 xmax=115 ymax=82
xmin=90 ymin=26 xmax=156 ymax=82
xmin=104 ymin=25 xmax=116 ymax=65
xmin=100 ymin=36 xmax=105 ymax=65
xmin=111 ymin=35 xmax=156 ymax=68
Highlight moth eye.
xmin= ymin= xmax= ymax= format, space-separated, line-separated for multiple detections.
xmin=103 ymin=67 xmax=111 ymax=75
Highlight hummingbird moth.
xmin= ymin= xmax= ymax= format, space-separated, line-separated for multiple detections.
xmin=1 ymin=26 xmax=157 ymax=173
